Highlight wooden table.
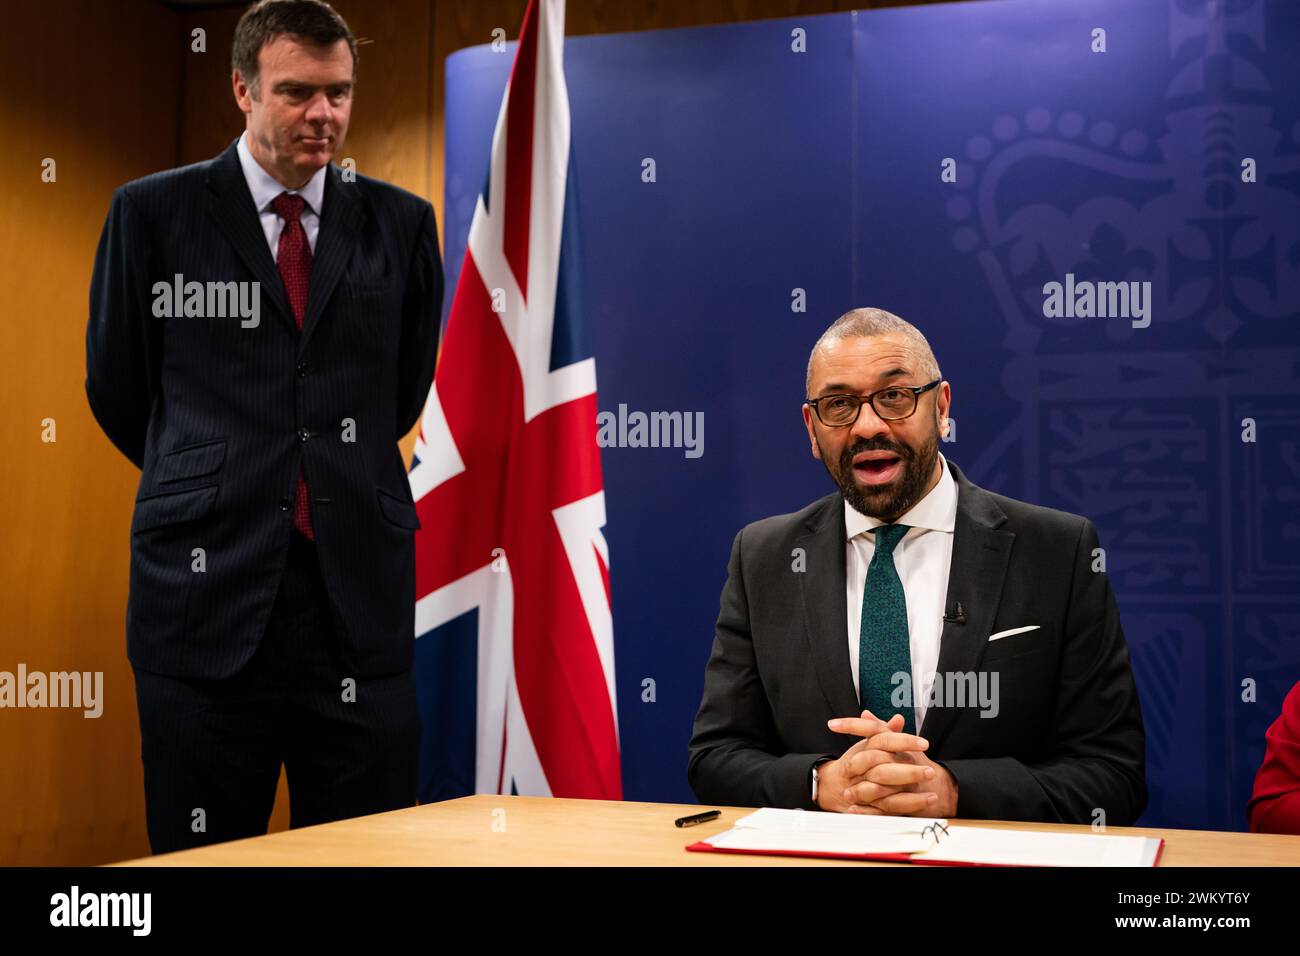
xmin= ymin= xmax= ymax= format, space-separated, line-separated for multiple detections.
xmin=112 ymin=794 xmax=1300 ymax=866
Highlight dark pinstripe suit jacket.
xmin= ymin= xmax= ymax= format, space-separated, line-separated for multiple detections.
xmin=86 ymin=139 xmax=443 ymax=681
xmin=688 ymin=458 xmax=1148 ymax=825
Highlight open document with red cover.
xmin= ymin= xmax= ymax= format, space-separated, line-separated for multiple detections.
xmin=686 ymin=808 xmax=1164 ymax=866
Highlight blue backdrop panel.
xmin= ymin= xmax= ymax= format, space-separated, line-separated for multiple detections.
xmin=441 ymin=0 xmax=1300 ymax=830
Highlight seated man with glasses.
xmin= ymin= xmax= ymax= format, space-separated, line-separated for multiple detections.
xmin=688 ymin=308 xmax=1147 ymax=823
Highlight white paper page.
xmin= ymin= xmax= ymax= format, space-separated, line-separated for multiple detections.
xmin=705 ymin=826 xmax=928 ymax=856
xmin=921 ymin=826 xmax=1158 ymax=867
xmin=732 ymin=807 xmax=948 ymax=834
xmin=699 ymin=808 xmax=950 ymax=856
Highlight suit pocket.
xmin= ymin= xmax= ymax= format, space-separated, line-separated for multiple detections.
xmin=346 ymin=282 xmax=399 ymax=325
xmin=132 ymin=485 xmax=218 ymax=534
xmin=988 ymin=624 xmax=1039 ymax=642
xmin=345 ymin=255 xmax=395 ymax=304
xmin=377 ymin=488 xmax=421 ymax=531
xmin=348 ymin=279 xmax=394 ymax=297
xmin=982 ymin=626 xmax=1050 ymax=664
xmin=345 ymin=251 xmax=392 ymax=288
xmin=157 ymin=439 xmax=226 ymax=483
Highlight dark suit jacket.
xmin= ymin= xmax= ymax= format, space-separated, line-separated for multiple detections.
xmin=688 ymin=458 xmax=1148 ymax=825
xmin=86 ymin=139 xmax=442 ymax=681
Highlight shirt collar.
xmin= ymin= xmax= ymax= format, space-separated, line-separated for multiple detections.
xmin=844 ymin=451 xmax=957 ymax=540
xmin=236 ymin=130 xmax=327 ymax=218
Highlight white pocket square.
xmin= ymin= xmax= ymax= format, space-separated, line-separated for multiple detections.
xmin=988 ymin=625 xmax=1040 ymax=642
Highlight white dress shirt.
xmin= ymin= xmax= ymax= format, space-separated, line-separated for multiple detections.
xmin=844 ymin=451 xmax=957 ymax=734
xmin=236 ymin=130 xmax=326 ymax=259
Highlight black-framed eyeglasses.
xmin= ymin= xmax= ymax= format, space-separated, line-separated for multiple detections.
xmin=805 ymin=379 xmax=941 ymax=427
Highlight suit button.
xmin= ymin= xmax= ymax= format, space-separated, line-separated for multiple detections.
xmin=298 ymin=428 xmax=310 ymax=443
xmin=278 ymin=497 xmax=291 ymax=511
xmin=296 ymin=361 xmax=308 ymax=377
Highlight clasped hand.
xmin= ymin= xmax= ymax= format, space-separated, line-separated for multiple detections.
xmin=815 ymin=709 xmax=958 ymax=816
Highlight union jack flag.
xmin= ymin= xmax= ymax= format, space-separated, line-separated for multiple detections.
xmin=409 ymin=0 xmax=621 ymax=801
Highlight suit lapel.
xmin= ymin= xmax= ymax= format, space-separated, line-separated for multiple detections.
xmin=300 ymin=164 xmax=362 ymax=353
xmin=205 ymin=140 xmax=295 ymax=335
xmin=918 ymin=459 xmax=1015 ymax=743
xmin=796 ymin=494 xmax=861 ymax=719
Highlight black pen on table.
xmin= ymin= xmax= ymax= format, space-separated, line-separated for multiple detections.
xmin=675 ymin=809 xmax=721 ymax=827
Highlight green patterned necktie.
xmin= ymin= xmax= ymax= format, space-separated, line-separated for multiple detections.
xmin=858 ymin=523 xmax=915 ymax=735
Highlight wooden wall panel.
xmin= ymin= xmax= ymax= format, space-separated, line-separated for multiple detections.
xmin=0 ymin=0 xmax=182 ymax=865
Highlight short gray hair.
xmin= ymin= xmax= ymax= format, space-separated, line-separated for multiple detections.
xmin=805 ymin=308 xmax=942 ymax=395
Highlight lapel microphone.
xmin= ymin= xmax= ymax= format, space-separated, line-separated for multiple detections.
xmin=943 ymin=601 xmax=967 ymax=624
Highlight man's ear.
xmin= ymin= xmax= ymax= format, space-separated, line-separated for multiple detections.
xmin=232 ymin=71 xmax=254 ymax=114
xmin=936 ymin=382 xmax=952 ymax=438
xmin=802 ymin=404 xmax=821 ymax=460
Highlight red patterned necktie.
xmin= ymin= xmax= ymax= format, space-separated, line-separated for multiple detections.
xmin=272 ymin=192 xmax=315 ymax=541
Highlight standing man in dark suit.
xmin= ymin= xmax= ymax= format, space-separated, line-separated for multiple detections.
xmin=86 ymin=0 xmax=442 ymax=853
xmin=688 ymin=308 xmax=1147 ymax=824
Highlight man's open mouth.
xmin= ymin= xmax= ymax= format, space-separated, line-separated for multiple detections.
xmin=852 ymin=453 xmax=903 ymax=485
